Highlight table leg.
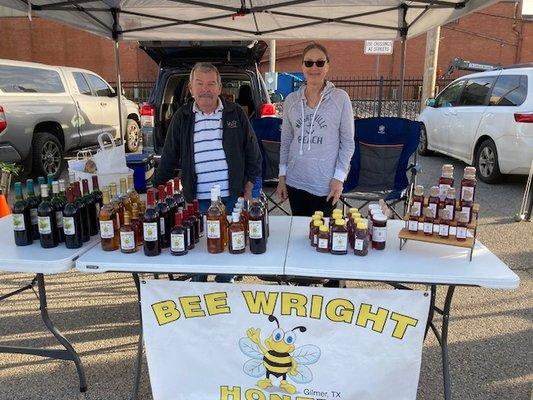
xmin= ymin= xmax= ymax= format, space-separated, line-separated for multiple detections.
xmin=131 ymin=273 xmax=143 ymax=400
xmin=0 ymin=273 xmax=87 ymax=393
xmin=440 ymin=285 xmax=455 ymax=400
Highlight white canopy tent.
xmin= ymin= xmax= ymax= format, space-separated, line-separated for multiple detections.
xmin=0 ymin=0 xmax=498 ymax=129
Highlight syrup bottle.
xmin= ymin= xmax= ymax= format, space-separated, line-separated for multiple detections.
xmin=131 ymin=203 xmax=143 ymax=247
xmin=456 ymin=210 xmax=469 ymax=242
xmin=460 ymin=166 xmax=477 ymax=203
xmin=411 ymin=185 xmax=424 ymax=217
xmin=460 ymin=179 xmax=474 ymax=223
xmin=427 ymin=186 xmax=440 ymax=219
xmin=229 ymin=211 xmax=246 ymax=254
xmin=330 ymin=219 xmax=348 ymax=255
xmin=316 ymin=225 xmax=330 ymax=253
xmin=99 ymin=188 xmax=119 ymax=251
xmin=444 ymin=187 xmax=456 ymax=221
xmin=207 ymin=188 xmax=224 ymax=254
xmin=423 ymin=207 xmax=434 ymax=236
xmin=170 ymin=212 xmax=188 ymax=256
xmin=309 ymin=215 xmax=321 ymax=240
xmin=438 ymin=209 xmax=451 ymax=239
xmin=438 ymin=164 xmax=454 ymax=202
xmin=311 ymin=219 xmax=322 ymax=247
xmin=408 ymin=205 xmax=420 ymax=234
xmin=354 ymin=222 xmax=369 ymax=256
xmin=248 ymin=198 xmax=266 ymax=254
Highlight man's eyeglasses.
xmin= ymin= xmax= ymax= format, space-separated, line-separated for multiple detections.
xmin=303 ymin=60 xmax=327 ymax=68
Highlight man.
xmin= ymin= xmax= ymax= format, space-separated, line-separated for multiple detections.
xmin=154 ymin=62 xmax=262 ymax=282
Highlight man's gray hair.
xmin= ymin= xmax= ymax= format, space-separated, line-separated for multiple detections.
xmin=189 ymin=62 xmax=222 ymax=86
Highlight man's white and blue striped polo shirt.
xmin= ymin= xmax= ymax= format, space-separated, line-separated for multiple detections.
xmin=193 ymin=99 xmax=230 ymax=200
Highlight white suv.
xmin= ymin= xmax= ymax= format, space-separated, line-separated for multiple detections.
xmin=418 ymin=66 xmax=533 ymax=183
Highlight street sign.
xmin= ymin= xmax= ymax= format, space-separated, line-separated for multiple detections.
xmin=364 ymin=40 xmax=394 ymax=55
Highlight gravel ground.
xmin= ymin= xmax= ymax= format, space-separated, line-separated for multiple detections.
xmin=0 ymin=153 xmax=531 ymax=400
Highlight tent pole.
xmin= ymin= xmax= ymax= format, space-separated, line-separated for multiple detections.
xmin=112 ymin=8 xmax=124 ymax=146
xmin=398 ymin=4 xmax=408 ymax=118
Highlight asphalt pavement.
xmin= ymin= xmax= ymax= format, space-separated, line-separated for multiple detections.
xmin=0 ymin=153 xmax=531 ymax=400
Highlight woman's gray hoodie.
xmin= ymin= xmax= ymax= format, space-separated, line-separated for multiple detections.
xmin=279 ymin=81 xmax=355 ymax=196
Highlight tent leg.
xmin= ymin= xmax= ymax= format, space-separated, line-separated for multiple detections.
xmin=113 ymin=39 xmax=124 ymax=147
xmin=398 ymin=4 xmax=408 ymax=118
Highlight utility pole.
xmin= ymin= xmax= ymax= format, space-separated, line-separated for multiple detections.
xmin=269 ymin=40 xmax=276 ymax=73
xmin=421 ymin=27 xmax=440 ymax=113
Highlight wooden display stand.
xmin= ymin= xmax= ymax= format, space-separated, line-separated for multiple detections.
xmin=399 ymin=201 xmax=479 ymax=261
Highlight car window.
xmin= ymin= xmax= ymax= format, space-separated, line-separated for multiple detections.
xmin=86 ymin=74 xmax=112 ymax=97
xmin=0 ymin=65 xmax=64 ymax=93
xmin=435 ymin=80 xmax=465 ymax=108
xmin=72 ymin=72 xmax=92 ymax=95
xmin=458 ymin=77 xmax=496 ymax=106
xmin=489 ymin=75 xmax=528 ymax=106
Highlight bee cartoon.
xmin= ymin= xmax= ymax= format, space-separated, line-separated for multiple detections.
xmin=239 ymin=315 xmax=321 ymax=394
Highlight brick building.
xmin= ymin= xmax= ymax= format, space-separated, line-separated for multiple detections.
xmin=0 ymin=1 xmax=531 ymax=84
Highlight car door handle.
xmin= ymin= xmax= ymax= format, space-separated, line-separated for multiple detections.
xmin=100 ymin=102 xmax=107 ymax=106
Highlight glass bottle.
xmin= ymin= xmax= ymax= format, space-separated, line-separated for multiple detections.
xmin=371 ymin=213 xmax=387 ymax=250
xmin=26 ymin=179 xmax=40 ymax=240
xmin=182 ymin=209 xmax=195 ymax=250
xmin=248 ymin=198 xmax=266 ymax=254
xmin=62 ymin=187 xmax=83 ymax=249
xmin=68 ymin=171 xmax=76 ymax=186
xmin=58 ymin=179 xmax=67 ymax=202
xmin=309 ymin=215 xmax=321 ymax=240
xmin=347 ymin=214 xmax=356 ymax=249
xmin=51 ymin=181 xmax=65 ymax=243
xmin=91 ymin=175 xmax=103 ymax=217
xmin=348 ymin=208 xmax=359 ymax=219
xmin=330 ymin=219 xmax=348 ymax=255
xmin=138 ymin=200 xmax=146 ymax=224
xmin=438 ymin=209 xmax=451 ymax=239
xmin=173 ymin=177 xmax=186 ymax=210
xmin=82 ymin=179 xmax=98 ymax=237
xmin=109 ymin=182 xmax=124 ymax=226
xmin=427 ymin=186 xmax=440 ymax=219
xmin=313 ymin=210 xmax=325 ymax=225
xmin=423 ymin=207 xmax=434 ymax=236
xmin=170 ymin=211 xmax=188 ymax=256
xmin=186 ymin=204 xmax=199 ymax=244
xmin=120 ymin=211 xmax=137 ymax=253
xmin=156 ymin=185 xmax=171 ymax=249
xmin=411 ymin=185 xmax=424 ymax=217
xmin=239 ymin=199 xmax=249 ymax=241
xmin=460 ymin=166 xmax=477 ymax=203
xmin=408 ymin=204 xmax=420 ymax=234
xmin=192 ymin=199 xmax=204 ymax=238
xmin=12 ymin=182 xmax=32 ymax=246
xmin=460 ymin=182 xmax=474 ymax=223
xmin=165 ymin=182 xmax=178 ymax=223
xmin=127 ymin=174 xmax=140 ymax=206
xmin=131 ymin=203 xmax=143 ymax=247
xmin=354 ymin=222 xmax=369 ymax=256
xmin=73 ymin=181 xmax=90 ymax=243
xmin=143 ymin=188 xmax=161 ymax=256
xmin=456 ymin=210 xmax=469 ymax=242
xmin=438 ymin=164 xmax=454 ymax=202
xmin=206 ymin=188 xmax=224 ymax=254
xmin=444 ymin=187 xmax=456 ymax=221
xmin=119 ymin=178 xmax=133 ymax=215
xmin=37 ymin=176 xmax=46 ymax=201
xmin=260 ymin=189 xmax=270 ymax=238
xmin=311 ymin=219 xmax=322 ymax=247
xmin=228 ymin=211 xmax=246 ymax=254
xmin=99 ymin=188 xmax=119 ymax=251
xmin=37 ymin=184 xmax=58 ymax=248
xmin=316 ymin=225 xmax=330 ymax=253
xmin=46 ymin=174 xmax=54 ymax=194
xmin=329 ymin=209 xmax=343 ymax=230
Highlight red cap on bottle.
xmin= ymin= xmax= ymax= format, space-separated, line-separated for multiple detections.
xmin=173 ymin=177 xmax=180 ymax=192
xmin=66 ymin=187 xmax=74 ymax=203
xmin=91 ymin=175 xmax=100 ymax=190
xmin=192 ymin=199 xmax=199 ymax=213
xmin=73 ymin=181 xmax=82 ymax=198
xmin=82 ymin=179 xmax=90 ymax=195
xmin=174 ymin=211 xmax=183 ymax=227
xmin=158 ymin=185 xmax=166 ymax=202
xmin=166 ymin=182 xmax=173 ymax=198
xmin=146 ymin=188 xmax=155 ymax=207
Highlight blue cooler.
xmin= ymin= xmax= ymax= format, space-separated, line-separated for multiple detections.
xmin=126 ymin=153 xmax=154 ymax=193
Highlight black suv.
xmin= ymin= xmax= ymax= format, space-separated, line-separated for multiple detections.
xmin=139 ymin=40 xmax=276 ymax=159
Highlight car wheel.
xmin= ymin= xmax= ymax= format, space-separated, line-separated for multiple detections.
xmin=32 ymin=132 xmax=64 ymax=179
xmin=125 ymin=118 xmax=141 ymax=153
xmin=418 ymin=125 xmax=432 ymax=156
xmin=475 ymin=139 xmax=502 ymax=183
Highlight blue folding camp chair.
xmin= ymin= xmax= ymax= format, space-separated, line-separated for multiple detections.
xmin=250 ymin=117 xmax=290 ymax=215
xmin=342 ymin=117 xmax=421 ymax=218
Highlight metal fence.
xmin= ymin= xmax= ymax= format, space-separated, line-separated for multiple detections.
xmin=110 ymin=81 xmax=154 ymax=104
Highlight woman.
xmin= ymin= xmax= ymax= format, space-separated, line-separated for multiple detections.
xmin=276 ymin=43 xmax=355 ymax=217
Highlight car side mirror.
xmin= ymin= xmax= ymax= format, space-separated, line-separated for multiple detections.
xmin=425 ymin=98 xmax=436 ymax=107
xmin=108 ymin=89 xmax=118 ymax=98
xmin=270 ymin=92 xmax=283 ymax=103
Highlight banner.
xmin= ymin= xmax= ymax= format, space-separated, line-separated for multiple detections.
xmin=141 ymin=281 xmax=430 ymax=400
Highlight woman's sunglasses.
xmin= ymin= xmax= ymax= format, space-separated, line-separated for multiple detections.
xmin=303 ymin=60 xmax=327 ymax=68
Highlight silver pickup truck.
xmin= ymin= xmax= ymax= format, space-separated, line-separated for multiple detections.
xmin=0 ymin=59 xmax=141 ymax=178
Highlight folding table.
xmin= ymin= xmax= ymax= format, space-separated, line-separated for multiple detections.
xmin=0 ymin=215 xmax=100 ymax=393
xmin=284 ymin=217 xmax=520 ymax=400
